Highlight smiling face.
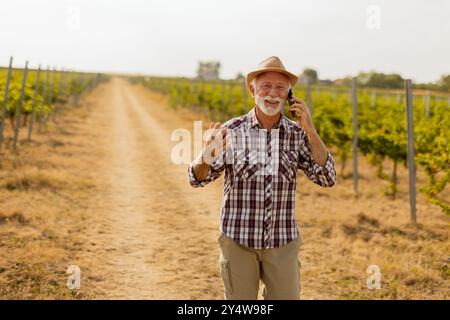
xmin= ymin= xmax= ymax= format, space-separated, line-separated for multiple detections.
xmin=250 ymin=71 xmax=290 ymax=116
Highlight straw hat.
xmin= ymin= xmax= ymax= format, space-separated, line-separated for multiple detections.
xmin=246 ymin=56 xmax=298 ymax=89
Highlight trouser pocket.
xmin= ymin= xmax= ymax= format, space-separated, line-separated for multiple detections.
xmin=297 ymin=259 xmax=302 ymax=296
xmin=219 ymin=255 xmax=233 ymax=298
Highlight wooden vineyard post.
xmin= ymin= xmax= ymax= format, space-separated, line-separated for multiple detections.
xmin=56 ymin=69 xmax=67 ymax=116
xmin=51 ymin=67 xmax=64 ymax=118
xmin=28 ymin=65 xmax=41 ymax=142
xmin=405 ymin=79 xmax=417 ymax=225
xmin=38 ymin=67 xmax=50 ymax=132
xmin=352 ymin=77 xmax=359 ymax=195
xmin=44 ymin=67 xmax=56 ymax=124
xmin=13 ymin=61 xmax=29 ymax=150
xmin=0 ymin=56 xmax=14 ymax=152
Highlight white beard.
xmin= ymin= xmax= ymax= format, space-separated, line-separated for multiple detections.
xmin=255 ymin=92 xmax=284 ymax=116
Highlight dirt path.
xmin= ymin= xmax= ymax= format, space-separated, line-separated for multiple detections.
xmin=75 ymin=78 xmax=225 ymax=299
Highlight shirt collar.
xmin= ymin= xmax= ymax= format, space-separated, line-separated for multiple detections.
xmin=247 ymin=105 xmax=288 ymax=130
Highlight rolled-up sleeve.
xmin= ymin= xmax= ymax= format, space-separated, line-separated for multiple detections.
xmin=187 ymin=156 xmax=226 ymax=188
xmin=298 ymin=131 xmax=337 ymax=187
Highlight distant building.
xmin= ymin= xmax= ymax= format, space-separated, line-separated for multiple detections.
xmin=197 ymin=61 xmax=220 ymax=80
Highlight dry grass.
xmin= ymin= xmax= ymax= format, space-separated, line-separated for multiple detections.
xmin=295 ymin=156 xmax=449 ymax=299
xmin=0 ymin=91 xmax=102 ymax=299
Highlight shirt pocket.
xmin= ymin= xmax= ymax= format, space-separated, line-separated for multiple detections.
xmin=278 ymin=149 xmax=298 ymax=181
xmin=233 ymin=148 xmax=260 ymax=180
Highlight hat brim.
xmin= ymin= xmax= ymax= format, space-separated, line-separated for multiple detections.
xmin=246 ymin=68 xmax=298 ymax=90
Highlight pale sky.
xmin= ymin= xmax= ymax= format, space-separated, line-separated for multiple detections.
xmin=1 ymin=0 xmax=449 ymax=83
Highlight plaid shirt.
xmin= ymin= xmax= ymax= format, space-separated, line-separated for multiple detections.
xmin=188 ymin=106 xmax=336 ymax=249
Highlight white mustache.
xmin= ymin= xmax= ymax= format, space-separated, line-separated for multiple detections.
xmin=263 ymin=96 xmax=283 ymax=104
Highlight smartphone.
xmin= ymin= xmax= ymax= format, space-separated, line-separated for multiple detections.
xmin=287 ymin=89 xmax=295 ymax=116
xmin=287 ymin=88 xmax=293 ymax=103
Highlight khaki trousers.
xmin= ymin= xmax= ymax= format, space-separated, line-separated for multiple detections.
xmin=218 ymin=233 xmax=301 ymax=300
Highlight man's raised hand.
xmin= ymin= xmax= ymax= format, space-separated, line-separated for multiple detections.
xmin=201 ymin=122 xmax=228 ymax=165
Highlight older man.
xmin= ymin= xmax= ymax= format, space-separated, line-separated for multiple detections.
xmin=188 ymin=56 xmax=336 ymax=300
